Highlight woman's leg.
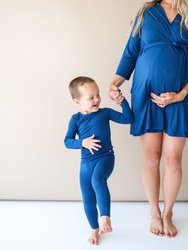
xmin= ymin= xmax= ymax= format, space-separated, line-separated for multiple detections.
xmin=162 ymin=133 xmax=186 ymax=237
xmin=80 ymin=161 xmax=100 ymax=245
xmin=140 ymin=133 xmax=163 ymax=235
xmin=91 ymin=155 xmax=114 ymax=234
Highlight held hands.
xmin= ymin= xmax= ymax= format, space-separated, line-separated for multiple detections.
xmin=150 ymin=91 xmax=183 ymax=108
xmin=82 ymin=134 xmax=102 ymax=155
xmin=109 ymin=84 xmax=124 ymax=105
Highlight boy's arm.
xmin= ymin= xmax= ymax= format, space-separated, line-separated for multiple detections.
xmin=64 ymin=116 xmax=82 ymax=149
xmin=108 ymin=98 xmax=134 ymax=124
xmin=64 ymin=117 xmax=102 ymax=152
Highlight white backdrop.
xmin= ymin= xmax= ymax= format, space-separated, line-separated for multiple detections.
xmin=0 ymin=0 xmax=187 ymax=200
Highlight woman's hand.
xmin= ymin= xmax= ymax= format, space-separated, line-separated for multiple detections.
xmin=151 ymin=84 xmax=188 ymax=107
xmin=82 ymin=134 xmax=101 ymax=155
xmin=150 ymin=91 xmax=183 ymax=108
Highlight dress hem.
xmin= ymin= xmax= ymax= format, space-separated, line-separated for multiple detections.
xmin=130 ymin=130 xmax=188 ymax=138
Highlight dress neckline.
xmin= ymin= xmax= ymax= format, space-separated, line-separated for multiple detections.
xmin=157 ymin=2 xmax=179 ymax=25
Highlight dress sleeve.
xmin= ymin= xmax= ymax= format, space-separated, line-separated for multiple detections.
xmin=116 ymin=18 xmax=141 ymax=80
xmin=64 ymin=116 xmax=82 ymax=149
xmin=108 ymin=98 xmax=134 ymax=124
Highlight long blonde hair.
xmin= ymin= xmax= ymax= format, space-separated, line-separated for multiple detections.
xmin=132 ymin=0 xmax=188 ymax=37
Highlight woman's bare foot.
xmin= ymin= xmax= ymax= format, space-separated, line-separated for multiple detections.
xmin=99 ymin=216 xmax=112 ymax=235
xmin=150 ymin=214 xmax=164 ymax=236
xmin=163 ymin=213 xmax=177 ymax=237
xmin=88 ymin=229 xmax=100 ymax=245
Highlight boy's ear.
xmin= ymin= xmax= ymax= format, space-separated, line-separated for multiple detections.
xmin=73 ymin=98 xmax=80 ymax=105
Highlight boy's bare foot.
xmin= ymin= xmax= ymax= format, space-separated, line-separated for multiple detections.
xmin=99 ymin=216 xmax=112 ymax=235
xmin=88 ymin=229 xmax=100 ymax=245
xmin=163 ymin=213 xmax=177 ymax=237
xmin=150 ymin=214 xmax=164 ymax=236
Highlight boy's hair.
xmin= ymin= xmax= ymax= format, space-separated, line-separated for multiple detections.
xmin=69 ymin=76 xmax=95 ymax=99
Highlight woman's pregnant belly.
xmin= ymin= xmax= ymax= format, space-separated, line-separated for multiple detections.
xmin=133 ymin=46 xmax=185 ymax=94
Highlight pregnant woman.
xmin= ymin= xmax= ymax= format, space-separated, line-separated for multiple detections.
xmin=109 ymin=0 xmax=188 ymax=237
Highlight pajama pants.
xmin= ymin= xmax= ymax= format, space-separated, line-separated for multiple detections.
xmin=80 ymin=154 xmax=114 ymax=229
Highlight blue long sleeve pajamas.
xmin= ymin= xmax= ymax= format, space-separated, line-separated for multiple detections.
xmin=64 ymin=99 xmax=133 ymax=229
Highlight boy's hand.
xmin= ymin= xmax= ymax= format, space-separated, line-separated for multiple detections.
xmin=113 ymin=92 xmax=124 ymax=105
xmin=82 ymin=134 xmax=102 ymax=155
xmin=109 ymin=84 xmax=124 ymax=105
xmin=116 ymin=94 xmax=124 ymax=105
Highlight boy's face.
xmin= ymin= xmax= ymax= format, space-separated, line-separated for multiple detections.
xmin=74 ymin=82 xmax=101 ymax=114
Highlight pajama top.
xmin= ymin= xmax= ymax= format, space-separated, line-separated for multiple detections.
xmin=64 ymin=98 xmax=134 ymax=159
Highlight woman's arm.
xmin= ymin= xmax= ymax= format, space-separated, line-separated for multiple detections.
xmin=178 ymin=83 xmax=188 ymax=100
xmin=109 ymin=18 xmax=141 ymax=104
xmin=150 ymin=83 xmax=188 ymax=107
xmin=110 ymin=74 xmax=125 ymax=88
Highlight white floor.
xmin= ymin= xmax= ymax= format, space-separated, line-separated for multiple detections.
xmin=0 ymin=201 xmax=187 ymax=250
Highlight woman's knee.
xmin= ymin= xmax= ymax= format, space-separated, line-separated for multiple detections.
xmin=164 ymin=154 xmax=182 ymax=172
xmin=144 ymin=151 xmax=161 ymax=169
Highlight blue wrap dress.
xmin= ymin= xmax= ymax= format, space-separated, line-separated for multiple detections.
xmin=116 ymin=2 xmax=188 ymax=137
